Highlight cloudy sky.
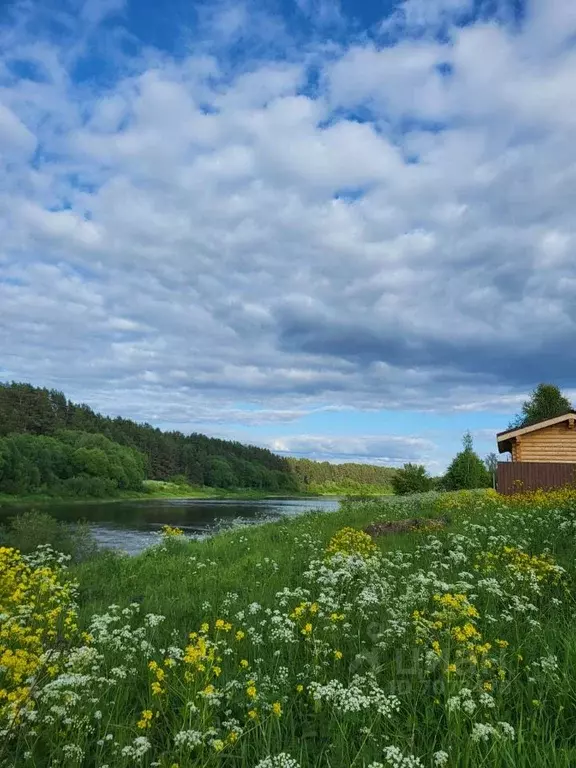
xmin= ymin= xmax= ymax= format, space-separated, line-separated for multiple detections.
xmin=1 ymin=0 xmax=575 ymax=472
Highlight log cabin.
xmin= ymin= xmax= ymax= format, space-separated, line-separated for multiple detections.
xmin=497 ymin=412 xmax=576 ymax=462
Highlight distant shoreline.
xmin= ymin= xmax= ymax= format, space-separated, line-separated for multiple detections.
xmin=0 ymin=481 xmax=392 ymax=507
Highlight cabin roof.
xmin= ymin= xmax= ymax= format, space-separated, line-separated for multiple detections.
xmin=497 ymin=412 xmax=576 ymax=453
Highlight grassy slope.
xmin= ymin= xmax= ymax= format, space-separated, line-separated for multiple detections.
xmin=8 ymin=490 xmax=576 ymax=767
xmin=71 ymin=491 xmax=576 ymax=767
xmin=0 ymin=479 xmax=321 ymax=506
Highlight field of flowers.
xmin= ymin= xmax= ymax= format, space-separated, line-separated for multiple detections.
xmin=2 ymin=489 xmax=576 ymax=767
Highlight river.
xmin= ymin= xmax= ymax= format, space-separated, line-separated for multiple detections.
xmin=0 ymin=497 xmax=341 ymax=555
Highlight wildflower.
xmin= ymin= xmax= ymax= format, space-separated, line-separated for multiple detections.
xmin=247 ymin=683 xmax=257 ymax=699
xmin=296 ymin=684 xmax=304 ymax=693
xmin=161 ymin=525 xmax=184 ymax=538
xmin=433 ymin=752 xmax=449 ymax=766
xmin=301 ymin=623 xmax=313 ymax=636
xmin=255 ymin=754 xmax=300 ymax=768
xmin=137 ymin=710 xmax=153 ymax=729
xmin=326 ymin=528 xmax=377 ymax=558
xmin=212 ymin=739 xmax=225 ymax=752
xmin=247 ymin=709 xmax=258 ymax=719
xmin=272 ymin=701 xmax=282 ymax=717
xmin=334 ymin=650 xmax=343 ymax=660
xmin=240 ymin=659 xmax=249 ymax=668
xmin=236 ymin=630 xmax=245 ymax=641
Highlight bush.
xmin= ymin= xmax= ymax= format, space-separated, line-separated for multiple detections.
xmin=0 ymin=510 xmax=97 ymax=562
xmin=391 ymin=463 xmax=433 ymax=495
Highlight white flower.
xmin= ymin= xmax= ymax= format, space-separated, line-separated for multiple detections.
xmin=382 ymin=745 xmax=424 ymax=767
xmin=254 ymin=753 xmax=301 ymax=768
xmin=174 ymin=730 xmax=203 ymax=748
xmin=433 ymin=751 xmax=449 ymax=766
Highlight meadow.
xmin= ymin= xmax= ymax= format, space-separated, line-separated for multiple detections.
xmin=2 ymin=490 xmax=576 ymax=767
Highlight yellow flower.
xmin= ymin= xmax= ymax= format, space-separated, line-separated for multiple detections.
xmin=202 ymin=684 xmax=215 ymax=695
xmin=447 ymin=663 xmax=457 ymax=673
xmin=247 ymin=709 xmax=258 ymax=719
xmin=326 ymin=527 xmax=376 ymax=558
xmin=334 ymin=650 xmax=343 ymax=660
xmin=272 ymin=701 xmax=282 ymax=717
xmin=213 ymin=666 xmax=222 ymax=677
xmin=236 ymin=630 xmax=245 ymax=641
xmin=240 ymin=659 xmax=249 ymax=669
xmin=200 ymin=622 xmax=209 ymax=633
xmin=227 ymin=731 xmax=239 ymax=744
xmin=212 ymin=740 xmax=225 ymax=752
xmin=246 ymin=685 xmax=257 ymax=699
xmin=161 ymin=525 xmax=184 ymax=537
xmin=151 ymin=682 xmax=164 ymax=696
xmin=137 ymin=709 xmax=153 ymax=729
xmin=301 ymin=623 xmax=313 ymax=636
xmin=296 ymin=684 xmax=304 ymax=693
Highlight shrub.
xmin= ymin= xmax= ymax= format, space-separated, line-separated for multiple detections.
xmin=0 ymin=510 xmax=97 ymax=562
xmin=391 ymin=463 xmax=433 ymax=495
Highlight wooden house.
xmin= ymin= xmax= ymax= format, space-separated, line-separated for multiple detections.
xmin=496 ymin=412 xmax=576 ymax=493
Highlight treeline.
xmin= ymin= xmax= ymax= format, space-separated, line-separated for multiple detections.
xmin=0 ymin=431 xmax=146 ymax=497
xmin=0 ymin=382 xmax=298 ymax=493
xmin=287 ymin=458 xmax=396 ymax=493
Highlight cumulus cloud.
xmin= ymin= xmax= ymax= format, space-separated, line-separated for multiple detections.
xmin=267 ymin=434 xmax=436 ymax=466
xmin=1 ymin=0 xmax=575 ymax=457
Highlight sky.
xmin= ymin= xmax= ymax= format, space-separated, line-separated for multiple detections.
xmin=1 ymin=0 xmax=575 ymax=473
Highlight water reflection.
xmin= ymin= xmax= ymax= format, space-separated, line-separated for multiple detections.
xmin=0 ymin=497 xmax=340 ymax=554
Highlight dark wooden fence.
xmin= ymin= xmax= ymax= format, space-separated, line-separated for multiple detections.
xmin=497 ymin=462 xmax=576 ymax=494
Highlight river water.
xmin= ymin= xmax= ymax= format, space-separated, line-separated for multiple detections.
xmin=0 ymin=497 xmax=340 ymax=555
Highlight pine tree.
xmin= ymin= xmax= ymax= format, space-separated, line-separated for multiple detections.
xmin=444 ymin=432 xmax=491 ymax=490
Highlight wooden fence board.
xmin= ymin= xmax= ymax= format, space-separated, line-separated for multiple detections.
xmin=497 ymin=462 xmax=576 ymax=494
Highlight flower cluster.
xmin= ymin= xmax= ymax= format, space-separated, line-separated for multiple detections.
xmin=0 ymin=546 xmax=78 ymax=730
xmin=161 ymin=525 xmax=185 ymax=538
xmin=325 ymin=527 xmax=377 ymax=558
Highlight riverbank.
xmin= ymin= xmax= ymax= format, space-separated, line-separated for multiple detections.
xmin=0 ymin=479 xmax=324 ymax=506
xmin=7 ymin=489 xmax=576 ymax=765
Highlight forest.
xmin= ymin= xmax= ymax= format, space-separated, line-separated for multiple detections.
xmin=287 ymin=457 xmax=395 ymax=493
xmin=0 ymin=382 xmax=300 ymax=495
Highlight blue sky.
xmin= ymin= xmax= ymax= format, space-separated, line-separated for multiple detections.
xmin=1 ymin=0 xmax=575 ymax=472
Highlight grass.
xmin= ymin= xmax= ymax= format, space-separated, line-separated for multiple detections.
xmin=4 ymin=489 xmax=576 ymax=767
xmin=0 ymin=479 xmax=321 ymax=506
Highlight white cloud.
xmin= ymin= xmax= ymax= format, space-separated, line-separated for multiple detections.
xmin=267 ymin=434 xmax=436 ymax=466
xmin=1 ymin=0 xmax=576 ymax=447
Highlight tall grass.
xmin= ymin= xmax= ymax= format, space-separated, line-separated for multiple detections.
xmin=3 ymin=490 xmax=576 ymax=767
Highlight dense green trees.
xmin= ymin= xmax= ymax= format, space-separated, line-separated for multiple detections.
xmin=0 ymin=382 xmax=299 ymax=493
xmin=0 ymin=431 xmax=146 ymax=497
xmin=510 ymin=383 xmax=573 ymax=429
xmin=390 ymin=463 xmax=433 ymax=495
xmin=287 ymin=458 xmax=396 ymax=493
xmin=443 ymin=432 xmax=491 ymax=491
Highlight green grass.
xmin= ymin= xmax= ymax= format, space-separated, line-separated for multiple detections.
xmin=0 ymin=479 xmax=321 ymax=506
xmin=6 ymin=490 xmax=576 ymax=767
